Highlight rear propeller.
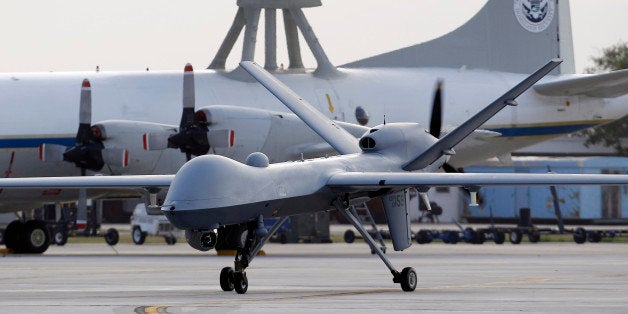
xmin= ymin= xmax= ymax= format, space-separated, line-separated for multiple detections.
xmin=166 ymin=63 xmax=210 ymax=161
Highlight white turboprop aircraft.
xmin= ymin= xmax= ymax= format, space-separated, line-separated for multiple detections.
xmin=0 ymin=61 xmax=626 ymax=294
xmin=1 ymin=0 xmax=627 ymax=252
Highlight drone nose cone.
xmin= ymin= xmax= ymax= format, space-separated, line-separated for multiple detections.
xmin=82 ymin=79 xmax=90 ymax=88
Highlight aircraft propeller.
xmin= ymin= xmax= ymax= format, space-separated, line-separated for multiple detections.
xmin=39 ymin=79 xmax=128 ymax=175
xmin=165 ymin=63 xmax=210 ymax=161
xmin=142 ymin=63 xmax=234 ymax=161
xmin=425 ymin=79 xmax=479 ymax=206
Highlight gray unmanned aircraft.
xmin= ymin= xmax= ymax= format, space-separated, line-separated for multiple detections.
xmin=1 ymin=59 xmax=627 ymax=294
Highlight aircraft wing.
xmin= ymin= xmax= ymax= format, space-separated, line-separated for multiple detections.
xmin=326 ymin=172 xmax=628 ymax=190
xmin=0 ymin=175 xmax=173 ymax=189
xmin=534 ymin=69 xmax=628 ymax=98
xmin=240 ymin=61 xmax=362 ymax=155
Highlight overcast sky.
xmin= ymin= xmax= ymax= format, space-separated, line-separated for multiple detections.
xmin=1 ymin=0 xmax=626 ymax=73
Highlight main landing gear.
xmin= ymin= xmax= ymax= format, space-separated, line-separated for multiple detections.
xmin=219 ymin=215 xmax=288 ymax=294
xmin=4 ymin=219 xmax=50 ymax=254
xmin=334 ymin=199 xmax=417 ymax=292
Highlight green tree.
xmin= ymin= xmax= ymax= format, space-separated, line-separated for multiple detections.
xmin=582 ymin=41 xmax=628 ymax=156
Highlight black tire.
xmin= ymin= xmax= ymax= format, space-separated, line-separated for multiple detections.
xmin=4 ymin=220 xmax=25 ymax=252
xmin=23 ymin=220 xmax=50 ymax=254
xmin=475 ymin=231 xmax=486 ymax=244
xmin=233 ymin=271 xmax=248 ymax=294
xmin=509 ymin=230 xmax=522 ymax=244
xmin=463 ymin=227 xmax=476 ymax=243
xmin=493 ymin=231 xmax=505 ymax=244
xmin=132 ymin=226 xmax=146 ymax=245
xmin=104 ymin=228 xmax=119 ymax=246
xmin=447 ymin=231 xmax=460 ymax=244
xmin=528 ymin=231 xmax=541 ymax=243
xmin=573 ymin=227 xmax=586 ymax=244
xmin=588 ymin=231 xmax=602 ymax=243
xmin=165 ymin=236 xmax=177 ymax=245
xmin=416 ymin=230 xmax=433 ymax=244
xmin=220 ymin=267 xmax=235 ymax=291
xmin=279 ymin=233 xmax=288 ymax=244
xmin=344 ymin=230 xmax=356 ymax=243
xmin=54 ymin=230 xmax=68 ymax=246
xmin=399 ymin=267 xmax=417 ymax=292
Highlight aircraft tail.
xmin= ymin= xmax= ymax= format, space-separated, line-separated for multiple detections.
xmin=343 ymin=0 xmax=575 ymax=74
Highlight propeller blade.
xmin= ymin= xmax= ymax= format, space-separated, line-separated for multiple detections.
xmin=167 ymin=63 xmax=210 ymax=159
xmin=442 ymin=162 xmax=458 ymax=173
xmin=180 ymin=63 xmax=196 ymax=129
xmin=429 ymin=80 xmax=443 ymax=138
xmin=76 ymin=79 xmax=93 ymax=144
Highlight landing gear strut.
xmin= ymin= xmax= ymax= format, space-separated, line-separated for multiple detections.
xmin=334 ymin=199 xmax=417 ymax=292
xmin=219 ymin=215 xmax=288 ymax=294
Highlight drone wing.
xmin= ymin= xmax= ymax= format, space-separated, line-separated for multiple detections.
xmin=240 ymin=61 xmax=361 ymax=155
xmin=327 ymin=171 xmax=628 ymax=190
xmin=0 ymin=175 xmax=173 ymax=189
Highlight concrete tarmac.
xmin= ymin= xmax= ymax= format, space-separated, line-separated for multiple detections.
xmin=1 ymin=242 xmax=628 ymax=313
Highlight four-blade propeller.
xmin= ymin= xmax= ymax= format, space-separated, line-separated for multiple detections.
xmin=39 ymin=79 xmax=128 ymax=175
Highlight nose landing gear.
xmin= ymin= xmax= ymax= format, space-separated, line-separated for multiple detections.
xmin=219 ymin=215 xmax=287 ymax=294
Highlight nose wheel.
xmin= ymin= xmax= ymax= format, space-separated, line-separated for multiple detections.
xmin=218 ymin=216 xmax=289 ymax=294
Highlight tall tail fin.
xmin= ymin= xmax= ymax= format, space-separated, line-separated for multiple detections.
xmin=343 ymin=0 xmax=575 ymax=74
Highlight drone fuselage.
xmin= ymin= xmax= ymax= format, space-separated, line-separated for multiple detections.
xmin=162 ymin=123 xmax=443 ymax=230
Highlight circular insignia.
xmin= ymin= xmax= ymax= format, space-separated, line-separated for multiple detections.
xmin=513 ymin=0 xmax=555 ymax=33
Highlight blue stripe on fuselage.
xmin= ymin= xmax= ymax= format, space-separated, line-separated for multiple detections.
xmin=487 ymin=123 xmax=599 ymax=138
xmin=0 ymin=122 xmax=604 ymax=149
xmin=0 ymin=137 xmax=75 ymax=149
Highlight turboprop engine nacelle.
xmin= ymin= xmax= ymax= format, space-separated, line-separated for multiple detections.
xmin=195 ymin=105 xmax=367 ymax=162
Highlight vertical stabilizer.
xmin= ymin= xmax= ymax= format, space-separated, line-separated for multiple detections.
xmin=343 ymin=0 xmax=575 ymax=74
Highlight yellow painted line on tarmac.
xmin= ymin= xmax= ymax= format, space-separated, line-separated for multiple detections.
xmin=136 ymin=305 xmax=167 ymax=314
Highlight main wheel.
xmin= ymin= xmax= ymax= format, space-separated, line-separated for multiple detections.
xmin=132 ymin=226 xmax=146 ymax=245
xmin=493 ymin=231 xmax=505 ymax=244
xmin=509 ymin=230 xmax=522 ymax=244
xmin=4 ymin=220 xmax=25 ymax=252
xmin=415 ymin=230 xmax=431 ymax=244
xmin=573 ymin=227 xmax=586 ymax=244
xmin=399 ymin=267 xmax=417 ymax=292
xmin=233 ymin=271 xmax=248 ymax=294
xmin=165 ymin=236 xmax=177 ymax=245
xmin=588 ymin=231 xmax=602 ymax=243
xmin=344 ymin=230 xmax=356 ymax=243
xmin=220 ymin=267 xmax=235 ymax=291
xmin=54 ymin=230 xmax=68 ymax=246
xmin=23 ymin=220 xmax=50 ymax=254
xmin=528 ymin=231 xmax=541 ymax=243
xmin=104 ymin=228 xmax=119 ymax=245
